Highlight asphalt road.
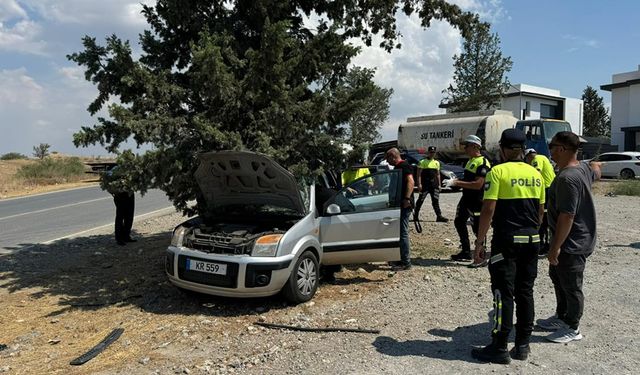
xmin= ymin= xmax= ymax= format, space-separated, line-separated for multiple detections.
xmin=0 ymin=186 xmax=174 ymax=253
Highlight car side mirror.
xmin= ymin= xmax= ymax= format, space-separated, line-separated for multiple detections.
xmin=325 ymin=204 xmax=341 ymax=216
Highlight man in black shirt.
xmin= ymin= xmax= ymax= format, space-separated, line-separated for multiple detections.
xmin=385 ymin=148 xmax=414 ymax=270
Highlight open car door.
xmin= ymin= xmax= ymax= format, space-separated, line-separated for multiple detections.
xmin=319 ymin=169 xmax=403 ymax=265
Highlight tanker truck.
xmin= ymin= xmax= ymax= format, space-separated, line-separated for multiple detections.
xmin=398 ymin=110 xmax=572 ymax=164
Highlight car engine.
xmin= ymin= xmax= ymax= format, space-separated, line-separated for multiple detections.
xmin=183 ymin=223 xmax=287 ymax=255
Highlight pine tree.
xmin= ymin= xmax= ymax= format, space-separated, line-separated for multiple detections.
xmin=68 ymin=0 xmax=477 ymax=213
xmin=441 ymin=22 xmax=512 ymax=112
xmin=582 ymin=85 xmax=611 ymax=138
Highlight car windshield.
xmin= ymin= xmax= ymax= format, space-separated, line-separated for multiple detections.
xmin=543 ymin=121 xmax=572 ymax=143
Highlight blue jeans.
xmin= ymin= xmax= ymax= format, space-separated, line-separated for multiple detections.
xmin=400 ymin=207 xmax=412 ymax=264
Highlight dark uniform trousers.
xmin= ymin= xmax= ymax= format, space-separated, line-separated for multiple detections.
xmin=113 ymin=192 xmax=135 ymax=242
xmin=489 ymin=234 xmax=539 ymax=345
xmin=454 ymin=198 xmax=481 ymax=253
xmin=414 ymin=182 xmax=442 ymax=219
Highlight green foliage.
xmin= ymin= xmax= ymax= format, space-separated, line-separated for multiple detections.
xmin=582 ymin=86 xmax=611 ymax=138
xmin=32 ymin=143 xmax=51 ymax=160
xmin=441 ymin=22 xmax=512 ymax=112
xmin=17 ymin=157 xmax=86 ymax=185
xmin=611 ymin=180 xmax=640 ymax=197
xmin=1 ymin=152 xmax=27 ymax=160
xmin=68 ymin=0 xmax=477 ymax=214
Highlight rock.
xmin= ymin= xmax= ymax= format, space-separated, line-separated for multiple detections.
xmin=344 ymin=319 xmax=357 ymax=324
xmin=139 ymin=357 xmax=150 ymax=365
xmin=304 ymin=301 xmax=315 ymax=308
xmin=255 ymin=306 xmax=266 ymax=313
xmin=423 ymin=275 xmax=430 ymax=281
xmin=47 ymin=339 xmax=61 ymax=345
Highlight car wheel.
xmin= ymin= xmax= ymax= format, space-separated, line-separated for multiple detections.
xmin=282 ymin=251 xmax=319 ymax=304
xmin=620 ymin=168 xmax=635 ymax=180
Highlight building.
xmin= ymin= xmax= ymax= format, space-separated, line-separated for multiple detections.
xmin=501 ymin=84 xmax=584 ymax=135
xmin=601 ymin=65 xmax=640 ymax=152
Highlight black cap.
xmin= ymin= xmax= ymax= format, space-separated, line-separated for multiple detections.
xmin=500 ymin=128 xmax=526 ymax=149
xmin=428 ymin=146 xmax=436 ymax=152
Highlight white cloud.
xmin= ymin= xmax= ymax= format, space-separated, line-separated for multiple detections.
xmin=0 ymin=0 xmax=27 ymax=21
xmin=353 ymin=15 xmax=462 ymax=140
xmin=20 ymin=0 xmax=155 ymax=27
xmin=0 ymin=67 xmax=44 ymax=109
xmin=0 ymin=19 xmax=46 ymax=54
xmin=562 ymin=34 xmax=600 ymax=52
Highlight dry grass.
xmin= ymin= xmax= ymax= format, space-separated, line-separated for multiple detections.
xmin=0 ymin=159 xmax=99 ymax=199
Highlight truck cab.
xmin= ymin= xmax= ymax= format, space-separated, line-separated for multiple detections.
xmin=516 ymin=119 xmax=572 ymax=156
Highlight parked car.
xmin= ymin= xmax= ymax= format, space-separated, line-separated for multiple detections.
xmin=589 ymin=152 xmax=640 ymax=179
xmin=369 ymin=150 xmax=463 ymax=191
xmin=166 ymin=151 xmax=404 ymax=303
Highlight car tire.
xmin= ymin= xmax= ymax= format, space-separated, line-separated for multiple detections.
xmin=282 ymin=250 xmax=319 ymax=304
xmin=620 ymin=168 xmax=635 ymax=180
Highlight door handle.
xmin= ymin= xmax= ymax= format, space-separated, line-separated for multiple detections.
xmin=381 ymin=217 xmax=398 ymax=225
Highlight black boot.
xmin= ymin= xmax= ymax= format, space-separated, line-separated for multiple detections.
xmin=471 ymin=336 xmax=510 ymax=364
xmin=510 ymin=344 xmax=530 ymax=361
xmin=451 ymin=250 xmax=472 ymax=261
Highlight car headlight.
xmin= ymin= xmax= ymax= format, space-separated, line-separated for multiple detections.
xmin=252 ymin=234 xmax=283 ymax=257
xmin=171 ymin=226 xmax=187 ymax=247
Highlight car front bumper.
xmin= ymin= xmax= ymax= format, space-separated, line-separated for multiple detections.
xmin=165 ymin=246 xmax=294 ymax=298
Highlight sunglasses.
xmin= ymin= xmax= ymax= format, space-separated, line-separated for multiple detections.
xmin=548 ymin=143 xmax=562 ymax=148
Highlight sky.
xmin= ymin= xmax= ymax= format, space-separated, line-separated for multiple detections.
xmin=1 ymin=0 xmax=639 ymax=157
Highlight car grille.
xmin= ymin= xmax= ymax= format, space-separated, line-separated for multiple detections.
xmin=184 ymin=230 xmax=257 ymax=255
xmin=177 ymin=255 xmax=239 ymax=288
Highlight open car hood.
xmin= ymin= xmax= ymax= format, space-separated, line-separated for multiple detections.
xmin=195 ymin=151 xmax=305 ymax=217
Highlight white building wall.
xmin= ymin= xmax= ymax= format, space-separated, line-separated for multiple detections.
xmin=500 ymin=83 xmax=583 ymax=134
xmin=610 ymin=86 xmax=629 ymax=148
xmin=564 ymin=98 xmax=583 ymax=134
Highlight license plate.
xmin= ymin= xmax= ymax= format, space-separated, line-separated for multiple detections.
xmin=187 ymin=259 xmax=227 ymax=275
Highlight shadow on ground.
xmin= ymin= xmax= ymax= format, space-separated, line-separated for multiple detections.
xmin=0 ymin=232 xmax=272 ymax=317
xmin=372 ymin=323 xmax=490 ymax=362
xmin=0 ymin=231 xmax=387 ymax=318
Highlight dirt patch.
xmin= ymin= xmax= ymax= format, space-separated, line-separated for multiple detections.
xmin=1 ymin=191 xmax=638 ymax=374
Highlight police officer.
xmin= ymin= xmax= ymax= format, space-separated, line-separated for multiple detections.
xmin=471 ymin=129 xmax=545 ymax=364
xmin=525 ymin=148 xmax=556 ymax=255
xmin=450 ymin=135 xmax=491 ymax=262
xmin=414 ymin=146 xmax=448 ymax=223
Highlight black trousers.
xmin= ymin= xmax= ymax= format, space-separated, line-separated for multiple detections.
xmin=414 ymin=185 xmax=442 ymax=218
xmin=113 ymin=192 xmax=135 ymax=242
xmin=549 ymin=253 xmax=587 ymax=330
xmin=488 ymin=235 xmax=539 ymax=345
xmin=454 ymin=198 xmax=480 ymax=253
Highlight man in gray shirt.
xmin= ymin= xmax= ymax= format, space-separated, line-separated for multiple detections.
xmin=536 ymin=131 xmax=601 ymax=344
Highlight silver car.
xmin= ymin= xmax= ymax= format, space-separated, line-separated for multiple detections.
xmin=166 ymin=151 xmax=403 ymax=303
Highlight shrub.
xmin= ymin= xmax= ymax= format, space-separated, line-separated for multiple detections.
xmin=17 ymin=157 xmax=86 ymax=185
xmin=32 ymin=143 xmax=51 ymax=159
xmin=610 ymin=180 xmax=640 ymax=197
xmin=1 ymin=152 xmax=27 ymax=160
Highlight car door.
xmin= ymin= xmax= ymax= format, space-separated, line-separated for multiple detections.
xmin=596 ymin=154 xmax=614 ymax=177
xmin=319 ymin=169 xmax=402 ymax=265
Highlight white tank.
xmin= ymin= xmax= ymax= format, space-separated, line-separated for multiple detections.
xmin=398 ymin=110 xmax=518 ymax=162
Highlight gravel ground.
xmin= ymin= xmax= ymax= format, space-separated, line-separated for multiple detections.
xmin=0 ymin=184 xmax=638 ymax=374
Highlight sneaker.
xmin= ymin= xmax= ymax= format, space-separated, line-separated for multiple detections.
xmin=536 ymin=314 xmax=566 ymax=331
xmin=509 ymin=344 xmax=530 ymax=361
xmin=436 ymin=216 xmax=449 ymax=223
xmin=451 ymin=251 xmax=472 ymax=261
xmin=467 ymin=259 xmax=488 ymax=268
xmin=545 ymin=327 xmax=583 ymax=343
xmin=392 ymin=263 xmax=412 ymax=271
xmin=471 ymin=343 xmax=511 ymax=364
